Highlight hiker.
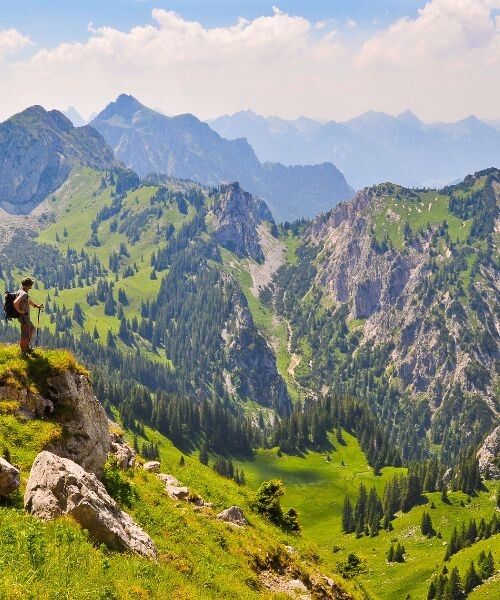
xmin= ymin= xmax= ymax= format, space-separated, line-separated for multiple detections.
xmin=13 ymin=277 xmax=43 ymax=354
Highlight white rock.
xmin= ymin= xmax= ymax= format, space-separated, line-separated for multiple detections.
xmin=165 ymin=485 xmax=190 ymax=501
xmin=45 ymin=371 xmax=111 ymax=476
xmin=477 ymin=426 xmax=500 ymax=479
xmin=0 ymin=457 xmax=20 ymax=497
xmin=143 ymin=461 xmax=161 ymax=473
xmin=216 ymin=506 xmax=247 ymax=527
xmin=157 ymin=473 xmax=182 ymax=486
xmin=25 ymin=451 xmax=157 ymax=558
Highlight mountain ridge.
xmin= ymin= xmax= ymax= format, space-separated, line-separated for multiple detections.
xmin=91 ymin=94 xmax=354 ymax=221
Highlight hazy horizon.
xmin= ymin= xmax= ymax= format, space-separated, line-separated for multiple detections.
xmin=0 ymin=0 xmax=499 ymax=123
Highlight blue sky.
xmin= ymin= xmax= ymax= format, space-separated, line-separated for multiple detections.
xmin=1 ymin=1 xmax=426 ymax=46
xmin=0 ymin=1 xmax=498 ymax=122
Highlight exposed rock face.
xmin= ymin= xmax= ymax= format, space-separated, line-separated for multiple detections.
xmin=157 ymin=473 xmax=182 ymax=487
xmin=224 ymin=279 xmax=291 ymax=416
xmin=211 ymin=182 xmax=271 ymax=263
xmin=25 ymin=451 xmax=157 ymax=557
xmin=91 ymin=94 xmax=354 ymax=222
xmin=477 ymin=426 xmax=500 ymax=479
xmin=217 ymin=506 xmax=247 ymax=527
xmin=283 ymin=169 xmax=500 ymax=455
xmin=0 ymin=106 xmax=118 ymax=214
xmin=0 ymin=385 xmax=53 ymax=419
xmin=0 ymin=458 xmax=20 ymax=497
xmin=44 ymin=371 xmax=111 ymax=477
xmin=110 ymin=430 xmax=136 ymax=470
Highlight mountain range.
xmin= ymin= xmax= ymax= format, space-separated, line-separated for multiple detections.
xmin=90 ymin=95 xmax=353 ymax=221
xmin=0 ymin=106 xmax=498 ymax=597
xmin=210 ymin=109 xmax=500 ymax=190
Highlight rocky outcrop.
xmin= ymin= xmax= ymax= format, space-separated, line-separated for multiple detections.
xmin=217 ymin=506 xmax=247 ymax=527
xmin=25 ymin=451 xmax=157 ymax=557
xmin=0 ymin=385 xmax=53 ymax=419
xmin=285 ymin=170 xmax=500 ymax=455
xmin=0 ymin=106 xmax=118 ymax=214
xmin=477 ymin=427 xmax=500 ymax=479
xmin=44 ymin=371 xmax=111 ymax=476
xmin=0 ymin=369 xmax=110 ymax=476
xmin=156 ymin=473 xmax=212 ymax=507
xmin=110 ymin=430 xmax=136 ymax=470
xmin=223 ymin=279 xmax=291 ymax=416
xmin=211 ymin=182 xmax=271 ymax=262
xmin=0 ymin=458 xmax=20 ymax=497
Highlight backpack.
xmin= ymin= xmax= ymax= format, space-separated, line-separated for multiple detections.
xmin=3 ymin=291 xmax=20 ymax=321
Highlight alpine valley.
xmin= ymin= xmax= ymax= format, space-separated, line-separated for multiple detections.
xmin=0 ymin=99 xmax=498 ymax=600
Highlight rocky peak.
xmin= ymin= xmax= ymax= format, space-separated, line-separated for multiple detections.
xmin=0 ymin=105 xmax=119 ymax=214
xmin=210 ymin=182 xmax=273 ymax=263
xmin=300 ymin=172 xmax=499 ymax=454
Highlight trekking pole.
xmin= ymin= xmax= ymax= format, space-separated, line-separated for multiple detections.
xmin=35 ymin=307 xmax=41 ymax=348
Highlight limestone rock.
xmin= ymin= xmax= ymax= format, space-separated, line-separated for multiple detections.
xmin=157 ymin=473 xmax=182 ymax=486
xmin=143 ymin=461 xmax=161 ymax=473
xmin=44 ymin=371 xmax=111 ymax=476
xmin=477 ymin=426 xmax=500 ymax=479
xmin=217 ymin=506 xmax=247 ymax=527
xmin=0 ymin=457 xmax=20 ymax=497
xmin=0 ymin=385 xmax=53 ymax=419
xmin=165 ymin=485 xmax=190 ymax=501
xmin=24 ymin=451 xmax=157 ymax=557
xmin=109 ymin=430 xmax=136 ymax=470
xmin=211 ymin=182 xmax=268 ymax=263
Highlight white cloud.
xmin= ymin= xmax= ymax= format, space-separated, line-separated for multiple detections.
xmin=0 ymin=28 xmax=32 ymax=59
xmin=346 ymin=19 xmax=357 ymax=29
xmin=358 ymin=0 xmax=500 ymax=67
xmin=0 ymin=2 xmax=499 ymax=122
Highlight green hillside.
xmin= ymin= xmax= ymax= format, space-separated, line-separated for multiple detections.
xmin=235 ymin=440 xmax=499 ymax=599
xmin=0 ymin=346 xmax=358 ymax=600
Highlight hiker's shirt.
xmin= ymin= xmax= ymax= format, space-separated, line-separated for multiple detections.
xmin=17 ymin=289 xmax=30 ymax=323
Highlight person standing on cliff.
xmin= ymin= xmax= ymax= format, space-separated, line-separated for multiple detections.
xmin=13 ymin=277 xmax=43 ymax=355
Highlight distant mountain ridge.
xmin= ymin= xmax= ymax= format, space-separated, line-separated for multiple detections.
xmin=0 ymin=106 xmax=119 ymax=214
xmin=91 ymin=95 xmax=354 ymax=222
xmin=210 ymin=109 xmax=500 ymax=190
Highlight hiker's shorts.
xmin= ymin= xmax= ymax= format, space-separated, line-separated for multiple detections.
xmin=19 ymin=314 xmax=35 ymax=341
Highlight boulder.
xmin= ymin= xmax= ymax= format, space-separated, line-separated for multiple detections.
xmin=24 ymin=451 xmax=157 ymax=558
xmin=165 ymin=485 xmax=190 ymax=501
xmin=0 ymin=457 xmax=20 ymax=497
xmin=44 ymin=371 xmax=111 ymax=476
xmin=143 ymin=461 xmax=161 ymax=473
xmin=216 ymin=506 xmax=247 ymax=527
xmin=157 ymin=473 xmax=182 ymax=486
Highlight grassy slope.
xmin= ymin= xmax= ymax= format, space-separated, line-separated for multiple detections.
xmin=0 ymin=346 xmax=359 ymax=600
xmin=26 ymin=168 xmax=192 ymax=344
xmin=235 ymin=435 xmax=499 ymax=599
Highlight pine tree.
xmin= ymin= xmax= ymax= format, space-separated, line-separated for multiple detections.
xmin=463 ymin=561 xmax=481 ymax=594
xmin=354 ymin=483 xmax=368 ymax=536
xmin=179 ymin=455 xmax=185 ymax=467
xmin=443 ymin=566 xmax=463 ymax=600
xmin=421 ymin=511 xmax=435 ymax=537
xmin=342 ymin=497 xmax=355 ymax=533
xmin=199 ymin=442 xmax=209 ymax=466
xmin=386 ymin=544 xmax=394 ymax=562
xmin=427 ymin=580 xmax=437 ymax=599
